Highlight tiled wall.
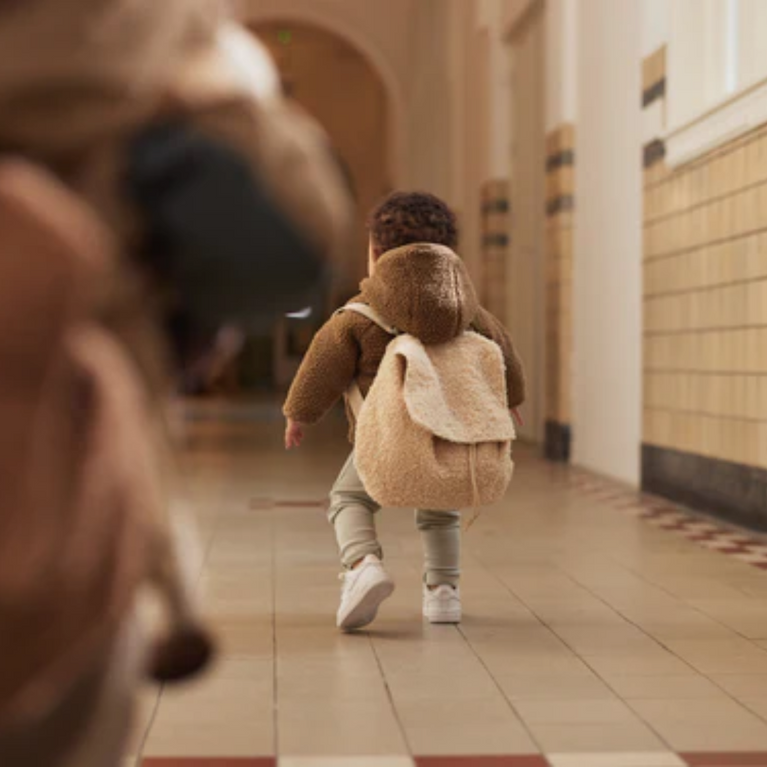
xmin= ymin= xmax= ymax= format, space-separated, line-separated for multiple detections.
xmin=642 ymin=46 xmax=767 ymax=530
xmin=480 ymin=179 xmax=510 ymax=320
xmin=544 ymin=124 xmax=575 ymax=461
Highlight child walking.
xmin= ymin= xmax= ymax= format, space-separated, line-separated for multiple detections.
xmin=284 ymin=191 xmax=525 ymax=631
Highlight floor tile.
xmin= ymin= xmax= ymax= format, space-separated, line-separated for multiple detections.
xmin=151 ymin=402 xmax=767 ymax=764
xmin=743 ymin=699 xmax=767 ymax=720
xmin=630 ymin=699 xmax=767 ymax=751
xmin=711 ymin=675 xmax=767 ymax=700
xmin=493 ymin=672 xmax=616 ymax=702
xmin=551 ymin=626 xmax=664 ymax=656
xmin=584 ymin=652 xmax=693 ymax=677
xmin=277 ymin=697 xmax=407 ymax=756
xmin=548 ymin=754 xmax=685 ymax=767
xmin=514 ymin=698 xmax=641 ymax=726
xmin=142 ymin=659 xmax=274 ymax=758
xmin=605 ymin=675 xmax=725 ymax=701
xmin=125 ymin=687 xmax=161 ymax=760
xmin=662 ymin=640 xmax=767 ymax=675
xmin=527 ymin=722 xmax=667 ymax=753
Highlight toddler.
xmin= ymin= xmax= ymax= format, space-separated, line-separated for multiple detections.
xmin=284 ymin=191 xmax=525 ymax=630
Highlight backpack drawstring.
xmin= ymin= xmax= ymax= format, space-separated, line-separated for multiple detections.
xmin=465 ymin=443 xmax=481 ymax=531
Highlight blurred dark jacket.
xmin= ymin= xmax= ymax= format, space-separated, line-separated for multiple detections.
xmin=0 ymin=0 xmax=352 ymax=366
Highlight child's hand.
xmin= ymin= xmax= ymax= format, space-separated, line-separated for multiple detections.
xmin=511 ymin=408 xmax=524 ymax=428
xmin=285 ymin=419 xmax=306 ymax=450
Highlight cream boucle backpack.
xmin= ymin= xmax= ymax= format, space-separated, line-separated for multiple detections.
xmin=341 ymin=303 xmax=516 ymax=523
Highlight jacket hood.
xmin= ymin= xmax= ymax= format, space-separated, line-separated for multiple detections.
xmin=360 ymin=243 xmax=479 ymax=345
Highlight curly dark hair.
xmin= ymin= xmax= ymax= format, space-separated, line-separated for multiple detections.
xmin=367 ymin=191 xmax=458 ymax=257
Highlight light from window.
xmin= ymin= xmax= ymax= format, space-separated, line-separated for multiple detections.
xmin=286 ymin=307 xmax=312 ymax=319
xmin=725 ymin=0 xmax=740 ymax=95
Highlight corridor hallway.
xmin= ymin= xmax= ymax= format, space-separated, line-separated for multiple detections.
xmin=132 ymin=401 xmax=767 ymax=767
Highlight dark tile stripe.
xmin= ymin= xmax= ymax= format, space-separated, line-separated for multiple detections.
xmin=642 ymin=444 xmax=767 ymax=532
xmin=545 ymin=420 xmax=572 ymax=463
xmin=546 ymin=195 xmax=574 ymax=216
xmin=681 ymin=754 xmax=767 ymax=766
xmin=643 ymin=77 xmax=667 ymax=108
xmin=644 ymin=138 xmax=666 ymax=168
xmin=546 ymin=149 xmax=575 ymax=172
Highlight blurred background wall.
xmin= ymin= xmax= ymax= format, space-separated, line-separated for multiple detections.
xmin=211 ymin=0 xmax=767 ymax=531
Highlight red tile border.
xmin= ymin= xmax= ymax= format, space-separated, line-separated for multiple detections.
xmin=142 ymin=760 xmax=276 ymax=767
xmin=681 ymin=754 xmax=767 ymax=766
xmin=415 ymin=757 xmax=549 ymax=767
xmin=568 ymin=470 xmax=767 ymax=573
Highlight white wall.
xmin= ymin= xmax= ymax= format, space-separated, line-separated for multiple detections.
xmin=546 ymin=0 xmax=577 ymax=131
xmin=573 ymin=0 xmax=643 ymax=485
xmin=642 ymin=0 xmax=670 ymax=57
xmin=239 ymin=0 xmax=414 ymax=185
xmin=407 ymin=0 xmax=453 ymax=198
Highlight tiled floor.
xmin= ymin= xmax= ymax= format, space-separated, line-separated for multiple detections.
xmin=130 ymin=400 xmax=767 ymax=767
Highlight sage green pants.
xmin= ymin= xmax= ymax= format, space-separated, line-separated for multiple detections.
xmin=328 ymin=453 xmax=461 ymax=587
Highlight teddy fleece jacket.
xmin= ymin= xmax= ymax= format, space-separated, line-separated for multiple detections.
xmin=283 ymin=243 xmax=526 ymax=440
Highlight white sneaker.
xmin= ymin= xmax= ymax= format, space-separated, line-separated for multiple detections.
xmin=337 ymin=555 xmax=395 ymax=631
xmin=423 ymin=584 xmax=462 ymax=624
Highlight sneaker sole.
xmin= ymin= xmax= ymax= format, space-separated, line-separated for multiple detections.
xmin=338 ymin=579 xmax=395 ymax=632
xmin=424 ymin=611 xmax=462 ymax=625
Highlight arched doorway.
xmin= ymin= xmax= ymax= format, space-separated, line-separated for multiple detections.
xmin=253 ymin=20 xmax=392 ymax=294
xmin=251 ymin=21 xmax=393 ymax=388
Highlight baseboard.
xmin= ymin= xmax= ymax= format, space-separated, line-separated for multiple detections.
xmin=545 ymin=420 xmax=571 ymax=463
xmin=642 ymin=444 xmax=767 ymax=532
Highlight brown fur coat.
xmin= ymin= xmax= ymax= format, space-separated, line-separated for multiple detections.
xmin=284 ymin=243 xmax=526 ymax=440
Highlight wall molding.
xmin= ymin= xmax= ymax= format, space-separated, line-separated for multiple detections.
xmin=665 ymin=76 xmax=767 ymax=169
xmin=545 ymin=421 xmax=571 ymax=463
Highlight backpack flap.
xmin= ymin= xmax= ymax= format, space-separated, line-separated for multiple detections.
xmin=354 ymin=331 xmax=515 ymax=512
xmin=396 ymin=333 xmax=516 ymax=445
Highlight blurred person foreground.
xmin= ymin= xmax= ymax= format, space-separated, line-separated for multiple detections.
xmin=3 ymin=0 xmax=767 ymax=766
xmin=0 ymin=0 xmax=350 ymax=765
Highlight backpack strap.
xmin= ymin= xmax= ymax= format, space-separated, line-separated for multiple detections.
xmin=335 ymin=302 xmax=398 ymax=419
xmin=336 ymin=302 xmax=400 ymax=336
